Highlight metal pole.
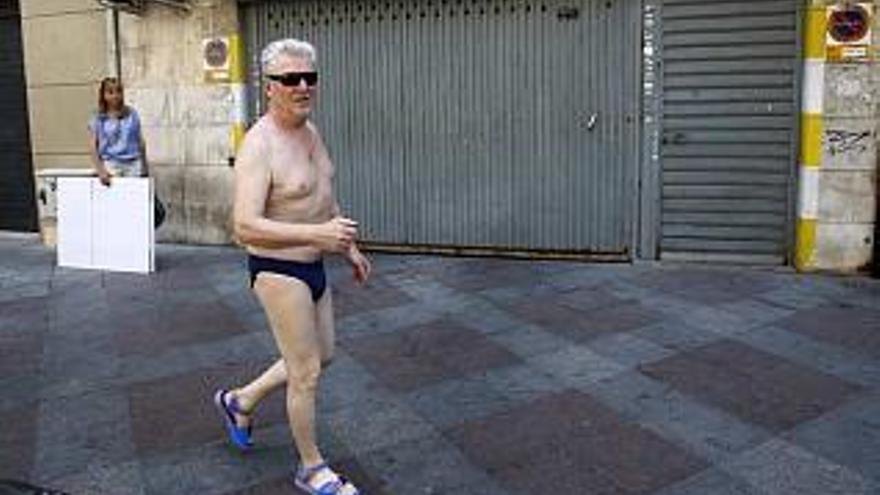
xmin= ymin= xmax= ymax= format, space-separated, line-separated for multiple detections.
xmin=113 ymin=8 xmax=122 ymax=80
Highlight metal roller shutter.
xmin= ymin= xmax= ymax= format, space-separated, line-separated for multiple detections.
xmin=658 ymin=0 xmax=799 ymax=263
xmin=242 ymin=0 xmax=642 ymax=257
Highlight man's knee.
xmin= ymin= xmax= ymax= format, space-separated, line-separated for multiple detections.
xmin=286 ymin=359 xmax=322 ymax=393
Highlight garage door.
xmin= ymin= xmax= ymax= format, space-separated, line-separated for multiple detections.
xmin=243 ymin=0 xmax=642 ymax=257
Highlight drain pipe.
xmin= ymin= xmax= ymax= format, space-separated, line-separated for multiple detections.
xmin=229 ymin=33 xmax=247 ymax=166
xmin=106 ymin=7 xmax=121 ymax=78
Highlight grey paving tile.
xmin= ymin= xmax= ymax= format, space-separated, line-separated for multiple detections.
xmin=729 ymin=325 xmax=880 ymax=388
xmin=114 ymin=299 xmax=250 ymax=357
xmin=361 ymin=433 xmax=504 ymax=495
xmin=720 ymin=439 xmax=874 ymax=495
xmin=0 ymin=322 xmax=44 ymax=379
xmin=631 ymin=320 xmax=726 ymax=353
xmin=345 ymin=320 xmax=520 ymax=393
xmin=480 ymin=363 xmax=567 ymax=404
xmin=118 ymin=331 xmax=276 ymax=387
xmin=756 ymin=285 xmax=830 ymax=310
xmin=318 ymin=351 xmax=389 ymax=415
xmin=445 ymin=390 xmax=708 ymax=495
xmin=528 ymin=345 xmax=627 ymax=389
xmin=482 ymin=322 xmax=573 ymax=358
xmin=0 ymin=374 xmax=46 ymax=412
xmin=336 ymin=301 xmax=443 ymax=341
xmin=776 ymin=304 xmax=880 ymax=357
xmin=787 ymin=392 xmax=880 ymax=482
xmin=331 ymin=273 xmax=414 ymax=318
xmin=402 ymin=375 xmax=515 ymax=429
xmin=652 ymin=468 xmax=763 ymax=495
xmin=325 ymin=395 xmax=436 ymax=457
xmin=477 ymin=283 xmax=544 ymax=304
xmin=0 ymin=402 xmax=38 ymax=480
xmin=714 ymin=298 xmax=798 ymax=328
xmin=43 ymin=460 xmax=146 ymax=495
xmin=129 ymin=362 xmax=287 ymax=458
xmin=0 ymin=295 xmax=50 ymax=332
xmin=587 ymin=370 xmax=771 ymax=464
xmin=390 ymin=275 xmax=460 ymax=304
xmin=34 ymin=390 xmax=135 ymax=481
xmin=507 ymin=297 xmax=661 ymax=343
xmin=557 ymin=284 xmax=639 ymax=312
xmin=448 ymin=298 xmax=543 ymax=336
xmin=587 ymin=332 xmax=677 ymax=368
xmin=640 ymin=339 xmax=866 ymax=432
xmin=628 ymin=291 xmax=707 ymax=320
xmin=676 ymin=306 xmax=760 ymax=336
xmin=0 ymin=283 xmax=51 ymax=302
xmin=40 ymin=332 xmax=120 ymax=383
xmin=140 ymin=443 xmax=263 ymax=495
xmin=834 ymin=279 xmax=880 ymax=309
xmin=630 ymin=267 xmax=784 ymax=304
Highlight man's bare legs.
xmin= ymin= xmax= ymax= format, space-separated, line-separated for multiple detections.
xmin=237 ymin=274 xmax=355 ymax=492
xmin=228 ymin=286 xmax=335 ymax=418
xmin=218 ymin=273 xmax=356 ymax=491
xmin=243 ymin=273 xmax=324 ymax=465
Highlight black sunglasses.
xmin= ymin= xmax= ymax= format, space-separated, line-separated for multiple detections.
xmin=267 ymin=71 xmax=319 ymax=87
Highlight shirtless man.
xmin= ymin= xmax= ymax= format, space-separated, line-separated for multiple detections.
xmin=214 ymin=39 xmax=370 ymax=495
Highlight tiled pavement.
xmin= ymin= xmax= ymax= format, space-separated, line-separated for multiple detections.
xmin=1 ymin=234 xmax=879 ymax=494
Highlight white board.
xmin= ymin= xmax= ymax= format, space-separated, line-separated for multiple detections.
xmin=56 ymin=177 xmax=93 ymax=269
xmin=56 ymin=177 xmax=155 ymax=273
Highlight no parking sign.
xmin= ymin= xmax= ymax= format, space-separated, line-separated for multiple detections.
xmin=826 ymin=3 xmax=873 ymax=62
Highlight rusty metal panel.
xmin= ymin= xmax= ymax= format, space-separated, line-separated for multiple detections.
xmin=243 ymin=0 xmax=641 ymax=256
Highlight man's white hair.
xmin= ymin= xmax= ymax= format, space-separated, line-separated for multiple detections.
xmin=261 ymin=39 xmax=317 ymax=73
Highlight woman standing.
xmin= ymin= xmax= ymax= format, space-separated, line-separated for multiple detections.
xmin=88 ymin=77 xmax=147 ymax=186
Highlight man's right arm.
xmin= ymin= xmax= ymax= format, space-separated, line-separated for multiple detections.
xmin=232 ymin=131 xmax=357 ymax=251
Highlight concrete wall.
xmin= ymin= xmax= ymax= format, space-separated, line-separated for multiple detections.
xmin=21 ymin=0 xmax=110 ymax=242
xmin=813 ymin=1 xmax=879 ymax=271
xmin=119 ymin=0 xmax=241 ymax=244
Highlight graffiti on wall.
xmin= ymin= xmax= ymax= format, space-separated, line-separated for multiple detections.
xmin=824 ymin=129 xmax=873 ymax=156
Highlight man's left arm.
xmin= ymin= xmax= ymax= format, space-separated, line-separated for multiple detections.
xmin=313 ymin=126 xmax=371 ymax=284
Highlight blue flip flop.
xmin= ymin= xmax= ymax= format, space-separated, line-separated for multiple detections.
xmin=213 ymin=389 xmax=254 ymax=451
xmin=293 ymin=463 xmax=360 ymax=495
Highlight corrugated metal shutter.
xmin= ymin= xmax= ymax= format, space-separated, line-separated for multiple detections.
xmin=658 ymin=0 xmax=799 ymax=263
xmin=0 ymin=0 xmax=37 ymax=232
xmin=243 ymin=0 xmax=641 ymax=257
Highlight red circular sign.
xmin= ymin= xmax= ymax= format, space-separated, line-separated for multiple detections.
xmin=828 ymin=5 xmax=870 ymax=43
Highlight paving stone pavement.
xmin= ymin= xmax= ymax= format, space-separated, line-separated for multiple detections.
xmin=1 ymin=234 xmax=879 ymax=495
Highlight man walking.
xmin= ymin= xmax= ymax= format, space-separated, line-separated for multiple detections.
xmin=215 ymin=38 xmax=370 ymax=495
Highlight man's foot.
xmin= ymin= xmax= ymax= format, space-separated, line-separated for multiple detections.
xmin=294 ymin=462 xmax=360 ymax=495
xmin=213 ymin=389 xmax=254 ymax=451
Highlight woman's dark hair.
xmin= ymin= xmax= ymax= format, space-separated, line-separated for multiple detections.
xmin=97 ymin=77 xmax=130 ymax=116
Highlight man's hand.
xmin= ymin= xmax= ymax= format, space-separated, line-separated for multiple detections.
xmin=313 ymin=216 xmax=358 ymax=253
xmin=345 ymin=244 xmax=372 ymax=285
